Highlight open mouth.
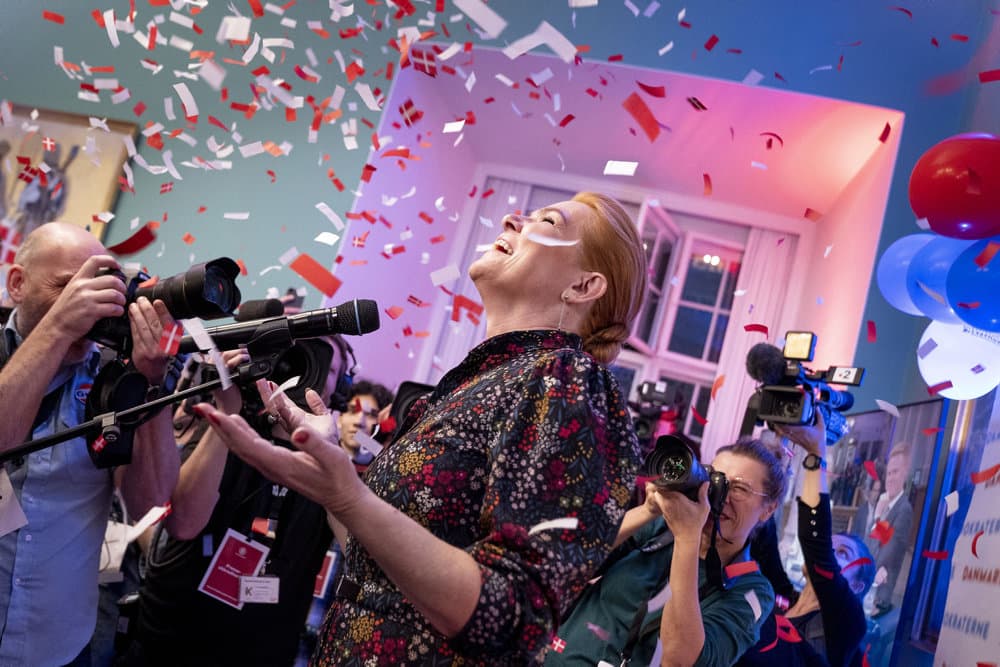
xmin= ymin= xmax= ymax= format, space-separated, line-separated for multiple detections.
xmin=494 ymin=238 xmax=513 ymax=255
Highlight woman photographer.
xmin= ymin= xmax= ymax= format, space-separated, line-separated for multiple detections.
xmin=736 ymin=411 xmax=873 ymax=667
xmin=193 ymin=192 xmax=647 ymax=664
xmin=547 ymin=436 xmax=786 ymax=666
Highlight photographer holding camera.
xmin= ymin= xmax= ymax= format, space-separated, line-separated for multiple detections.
xmin=118 ymin=335 xmax=353 ymax=667
xmin=0 ymin=222 xmax=179 ymax=666
xmin=548 ymin=436 xmax=786 ymax=666
xmin=737 ymin=411 xmax=874 ymax=667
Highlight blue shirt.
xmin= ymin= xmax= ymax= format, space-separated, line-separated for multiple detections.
xmin=0 ymin=316 xmax=113 ymax=666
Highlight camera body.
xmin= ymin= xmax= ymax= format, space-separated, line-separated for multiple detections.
xmin=643 ymin=434 xmax=729 ymax=517
xmin=744 ymin=331 xmax=864 ymax=446
xmin=87 ymin=257 xmax=242 ymax=353
xmin=630 ymin=380 xmax=686 ymax=453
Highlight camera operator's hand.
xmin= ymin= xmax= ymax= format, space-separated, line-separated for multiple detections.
xmin=37 ymin=254 xmax=126 ymax=342
xmin=212 ymin=349 xmax=248 ymax=415
xmin=128 ymin=297 xmax=175 ymax=384
xmin=773 ymin=408 xmax=827 ymax=458
xmin=257 ymin=379 xmax=339 ymax=443
xmin=650 ymin=482 xmax=711 ymax=545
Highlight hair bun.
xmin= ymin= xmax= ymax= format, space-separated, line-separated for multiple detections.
xmin=583 ymin=322 xmax=630 ymax=364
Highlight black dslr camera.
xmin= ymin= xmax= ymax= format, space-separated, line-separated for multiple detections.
xmin=643 ymin=434 xmax=729 ymax=517
xmin=741 ymin=331 xmax=864 ymax=446
xmin=87 ymin=257 xmax=242 ymax=353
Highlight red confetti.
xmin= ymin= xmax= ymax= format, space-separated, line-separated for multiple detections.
xmin=744 ymin=323 xmax=769 ymax=336
xmin=866 ymin=320 xmax=877 ymax=343
xmin=971 ymin=463 xmax=1000 ymax=485
xmin=710 ymin=375 xmax=725 ymax=401
xmin=690 ymin=406 xmax=708 ymax=426
xmin=266 ymin=170 xmax=276 ymax=183
xmin=842 ymin=557 xmax=873 ymax=573
xmin=247 ymin=0 xmax=264 ymax=17
xmin=973 ymin=241 xmax=1000 ymax=268
xmin=864 ymin=460 xmax=879 ymax=481
xmin=870 ymin=520 xmax=894 ymax=546
xmin=889 ymin=6 xmax=913 ymax=18
xmin=289 ymin=253 xmax=342 ymax=297
xmin=360 ymin=164 xmax=377 ymax=183
xmin=927 ymin=380 xmax=954 ymax=396
xmin=636 ymin=81 xmax=666 ymax=98
xmin=133 ymin=101 xmax=147 ymax=116
xmin=921 ymin=550 xmax=949 ymax=560
xmin=622 ymin=92 xmax=660 ymax=142
xmin=42 ymin=10 xmax=65 ymax=24
xmin=607 ymin=54 xmax=624 ymax=62
xmin=385 ymin=305 xmax=404 ymax=320
xmin=878 ymin=123 xmax=891 ymax=143
xmin=760 ymin=131 xmax=784 ymax=148
xmin=418 ymin=212 xmax=434 ymax=224
xmin=804 ymin=208 xmax=823 ymax=221
xmin=107 ymin=224 xmax=157 ymax=256
xmin=181 ymin=232 xmax=195 ymax=245
xmin=980 ymin=69 xmax=1000 ymax=84
xmin=687 ymin=96 xmax=708 ymax=111
xmin=704 ymin=35 xmax=719 ymax=51
xmin=922 ymin=427 xmax=943 ymax=436
xmin=703 ymin=173 xmax=713 ymax=196
xmin=951 ymin=34 xmax=969 ymax=42
xmin=158 ymin=322 xmax=183 ymax=356
xmin=558 ymin=114 xmax=575 ymax=128
xmin=972 ymin=529 xmax=985 ymax=558
xmin=451 ymin=294 xmax=484 ymax=323
xmin=812 ymin=564 xmax=835 ymax=580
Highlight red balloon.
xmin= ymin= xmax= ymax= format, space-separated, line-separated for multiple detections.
xmin=908 ymin=133 xmax=1000 ymax=240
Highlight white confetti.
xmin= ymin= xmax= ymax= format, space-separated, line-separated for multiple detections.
xmin=875 ymin=399 xmax=900 ymax=418
xmin=657 ymin=41 xmax=674 ymax=56
xmin=824 ymin=245 xmax=833 ymax=258
xmin=442 ymin=119 xmax=466 ymax=134
xmin=453 ymin=0 xmax=508 ymax=39
xmin=314 ymin=232 xmax=340 ymax=246
xmin=944 ymin=491 xmax=959 ymax=517
xmin=430 ymin=264 xmax=461 ymax=286
xmin=528 ymin=517 xmax=579 ymax=536
xmin=315 ymin=202 xmax=345 ymax=230
xmin=223 ymin=212 xmax=250 ymax=221
xmin=742 ymin=69 xmax=765 ymax=86
xmin=603 ymin=160 xmax=638 ymax=176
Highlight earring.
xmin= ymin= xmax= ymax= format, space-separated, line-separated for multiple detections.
xmin=557 ymin=293 xmax=568 ymax=331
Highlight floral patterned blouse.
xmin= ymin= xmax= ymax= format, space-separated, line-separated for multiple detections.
xmin=313 ymin=329 xmax=640 ymax=666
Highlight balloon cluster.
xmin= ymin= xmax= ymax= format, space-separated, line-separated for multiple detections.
xmin=877 ymin=133 xmax=1000 ymax=400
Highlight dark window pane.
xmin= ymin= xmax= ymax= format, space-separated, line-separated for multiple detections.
xmin=667 ymin=306 xmax=711 ymax=358
xmin=637 ymin=292 xmax=660 ymax=344
xmin=708 ymin=314 xmax=729 ymax=363
xmin=719 ymin=260 xmax=742 ymax=310
xmin=689 ymin=387 xmax=711 ymax=439
xmin=680 ymin=255 xmax=724 ymax=306
xmin=641 ymin=228 xmax=657 ymax=268
xmin=652 ymin=239 xmax=674 ymax=287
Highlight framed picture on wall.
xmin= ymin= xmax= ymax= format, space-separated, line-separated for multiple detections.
xmin=0 ymin=101 xmax=137 ymax=257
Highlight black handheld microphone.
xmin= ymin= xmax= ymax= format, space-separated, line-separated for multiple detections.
xmin=177 ymin=299 xmax=380 ymax=353
xmin=745 ymin=342 xmax=787 ymax=385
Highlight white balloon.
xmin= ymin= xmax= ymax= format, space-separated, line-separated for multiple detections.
xmin=916 ymin=320 xmax=1000 ymax=400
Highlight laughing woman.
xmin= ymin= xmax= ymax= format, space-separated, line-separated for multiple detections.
xmin=195 ymin=192 xmax=647 ymax=665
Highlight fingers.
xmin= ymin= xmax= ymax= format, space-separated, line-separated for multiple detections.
xmin=290 ymin=423 xmax=339 ymax=464
xmin=77 ymin=254 xmax=120 ymax=279
xmin=304 ymin=389 xmax=328 ymax=416
xmin=698 ymin=480 xmax=710 ymax=507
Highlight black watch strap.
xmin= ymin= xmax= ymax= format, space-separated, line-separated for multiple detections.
xmin=802 ymin=453 xmax=825 ymax=470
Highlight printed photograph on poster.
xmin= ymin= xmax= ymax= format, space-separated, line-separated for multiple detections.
xmin=0 ymin=101 xmax=137 ymax=267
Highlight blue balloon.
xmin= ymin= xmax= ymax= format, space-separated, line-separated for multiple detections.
xmin=947 ymin=236 xmax=1000 ymax=331
xmin=906 ymin=236 xmax=975 ymax=323
xmin=877 ymin=234 xmax=935 ymax=315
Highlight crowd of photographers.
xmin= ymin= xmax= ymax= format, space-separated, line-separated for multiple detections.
xmin=1 ymin=219 xmax=892 ymax=667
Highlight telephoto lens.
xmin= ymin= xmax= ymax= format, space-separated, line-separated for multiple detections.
xmin=642 ymin=434 xmax=729 ymax=516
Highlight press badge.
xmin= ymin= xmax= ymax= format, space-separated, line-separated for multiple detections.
xmin=197 ymin=528 xmax=269 ymax=609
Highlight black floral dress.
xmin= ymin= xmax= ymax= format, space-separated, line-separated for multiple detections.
xmin=312 ymin=330 xmax=640 ymax=666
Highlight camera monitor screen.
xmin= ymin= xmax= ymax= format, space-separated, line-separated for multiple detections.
xmin=783 ymin=331 xmax=817 ymax=361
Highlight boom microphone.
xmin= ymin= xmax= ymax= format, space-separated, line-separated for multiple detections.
xmin=745 ymin=342 xmax=787 ymax=385
xmin=177 ymin=299 xmax=380 ymax=353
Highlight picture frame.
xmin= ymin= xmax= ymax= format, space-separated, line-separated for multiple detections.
xmin=0 ymin=101 xmax=138 ymax=253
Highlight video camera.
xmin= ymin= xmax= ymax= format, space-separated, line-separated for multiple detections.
xmin=629 ymin=380 xmax=685 ymax=453
xmin=87 ymin=257 xmax=243 ymax=353
xmin=741 ymin=331 xmax=865 ymax=445
xmin=642 ymin=434 xmax=729 ymax=517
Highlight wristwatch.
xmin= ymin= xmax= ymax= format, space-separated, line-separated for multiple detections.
xmin=802 ymin=453 xmax=826 ymax=470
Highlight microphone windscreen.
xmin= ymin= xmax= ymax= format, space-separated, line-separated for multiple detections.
xmin=334 ymin=299 xmax=381 ymax=335
xmin=745 ymin=342 xmax=787 ymax=385
xmin=235 ymin=299 xmax=284 ymax=322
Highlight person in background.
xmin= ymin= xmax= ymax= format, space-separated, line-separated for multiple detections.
xmin=869 ymin=444 xmax=913 ymax=617
xmin=737 ymin=411 xmax=874 ymax=667
xmin=852 ymin=475 xmax=882 ymax=552
xmin=0 ymin=222 xmax=178 ymax=666
xmin=548 ymin=437 xmax=785 ymax=666
xmin=336 ymin=379 xmax=393 ymax=471
xmin=195 ymin=192 xmax=647 ymax=664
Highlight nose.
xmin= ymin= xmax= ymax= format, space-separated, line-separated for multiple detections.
xmin=502 ymin=214 xmax=524 ymax=232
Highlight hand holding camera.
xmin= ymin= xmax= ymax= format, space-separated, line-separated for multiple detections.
xmin=773 ymin=408 xmax=827 ymax=460
xmin=43 ymin=254 xmax=127 ymax=343
xmin=648 ymin=481 xmax=711 ymax=544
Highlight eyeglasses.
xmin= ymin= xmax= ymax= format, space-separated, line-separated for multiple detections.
xmin=727 ymin=478 xmax=770 ymax=503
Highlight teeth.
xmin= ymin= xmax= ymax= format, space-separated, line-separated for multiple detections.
xmin=494 ymin=238 xmax=513 ymax=255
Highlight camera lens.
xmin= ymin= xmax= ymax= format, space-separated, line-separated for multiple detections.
xmin=659 ymin=454 xmax=689 ymax=481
